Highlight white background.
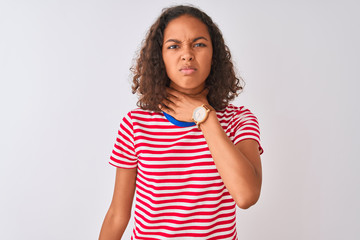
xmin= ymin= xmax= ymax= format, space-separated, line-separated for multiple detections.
xmin=1 ymin=0 xmax=359 ymax=239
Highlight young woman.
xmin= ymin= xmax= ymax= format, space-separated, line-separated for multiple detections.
xmin=99 ymin=5 xmax=263 ymax=240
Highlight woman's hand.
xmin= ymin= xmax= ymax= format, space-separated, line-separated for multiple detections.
xmin=159 ymin=87 xmax=209 ymax=122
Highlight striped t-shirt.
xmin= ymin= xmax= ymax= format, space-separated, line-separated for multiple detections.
xmin=109 ymin=104 xmax=263 ymax=240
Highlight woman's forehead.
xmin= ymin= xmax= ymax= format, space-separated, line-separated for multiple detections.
xmin=163 ymin=15 xmax=210 ymax=41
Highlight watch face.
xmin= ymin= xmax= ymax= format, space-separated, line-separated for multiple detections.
xmin=193 ymin=106 xmax=207 ymax=121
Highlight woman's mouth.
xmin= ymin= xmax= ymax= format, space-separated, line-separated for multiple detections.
xmin=180 ymin=67 xmax=196 ymax=75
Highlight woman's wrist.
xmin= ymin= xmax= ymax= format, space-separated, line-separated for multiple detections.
xmin=198 ymin=109 xmax=219 ymax=131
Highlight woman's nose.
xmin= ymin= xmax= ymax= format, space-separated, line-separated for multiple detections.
xmin=181 ymin=48 xmax=194 ymax=61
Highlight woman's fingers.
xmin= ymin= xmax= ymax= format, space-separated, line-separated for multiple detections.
xmin=159 ymin=103 xmax=172 ymax=113
xmin=166 ymin=88 xmax=183 ymax=103
xmin=160 ymin=98 xmax=176 ymax=113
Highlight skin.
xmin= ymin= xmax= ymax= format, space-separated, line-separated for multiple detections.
xmin=99 ymin=14 xmax=262 ymax=239
xmin=99 ymin=168 xmax=136 ymax=239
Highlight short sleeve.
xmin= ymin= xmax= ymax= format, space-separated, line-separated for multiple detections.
xmin=109 ymin=111 xmax=138 ymax=168
xmin=232 ymin=108 xmax=263 ymax=154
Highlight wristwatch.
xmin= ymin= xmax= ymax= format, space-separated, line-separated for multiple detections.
xmin=192 ymin=104 xmax=212 ymax=129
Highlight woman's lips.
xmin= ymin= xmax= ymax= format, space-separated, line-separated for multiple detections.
xmin=180 ymin=68 xmax=196 ymax=75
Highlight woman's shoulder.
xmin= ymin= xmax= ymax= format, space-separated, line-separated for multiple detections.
xmin=216 ymin=104 xmax=255 ymax=117
xmin=123 ymin=108 xmax=164 ymax=121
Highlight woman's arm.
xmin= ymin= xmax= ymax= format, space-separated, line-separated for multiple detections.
xmin=161 ymin=88 xmax=262 ymax=209
xmin=199 ymin=111 xmax=262 ymax=209
xmin=99 ymin=167 xmax=137 ymax=239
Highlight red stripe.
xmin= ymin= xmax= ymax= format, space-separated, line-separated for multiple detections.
xmin=134 ymin=121 xmax=191 ymax=129
xmin=135 ymin=201 xmax=235 ymax=218
xmin=134 ymin=128 xmax=197 ymax=136
xmin=137 ymin=171 xmax=221 ymax=184
xmin=134 ymin=220 xmax=236 ymax=238
xmin=134 ymin=134 xmax=204 ymax=143
xmin=108 ymin=161 xmax=135 ymax=168
xmin=135 ymin=206 xmax=236 ymax=225
xmin=136 ymin=177 xmax=224 ymax=192
xmin=112 ymin=144 xmax=134 ymax=159
xmin=135 ymin=211 xmax=236 ymax=230
xmin=136 ymin=183 xmax=228 ymax=198
xmin=138 ymin=167 xmax=217 ymax=176
xmin=136 ymin=140 xmax=207 ymax=148
xmin=138 ymin=154 xmax=213 ymax=162
xmin=136 ymin=190 xmax=227 ymax=205
xmin=138 ymin=146 xmax=209 ymax=155
xmin=138 ymin=158 xmax=214 ymax=168
xmin=136 ymin=197 xmax=234 ymax=212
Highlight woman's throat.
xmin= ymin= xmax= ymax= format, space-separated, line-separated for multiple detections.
xmin=169 ymin=82 xmax=205 ymax=95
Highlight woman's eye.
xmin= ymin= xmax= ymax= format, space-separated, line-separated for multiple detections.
xmin=194 ymin=43 xmax=206 ymax=47
xmin=168 ymin=45 xmax=179 ymax=49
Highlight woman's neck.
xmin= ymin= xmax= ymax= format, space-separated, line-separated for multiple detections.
xmin=169 ymin=83 xmax=205 ymax=95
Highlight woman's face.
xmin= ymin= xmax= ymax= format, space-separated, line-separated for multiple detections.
xmin=162 ymin=15 xmax=213 ymax=94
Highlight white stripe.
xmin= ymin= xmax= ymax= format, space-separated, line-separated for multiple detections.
xmin=109 ymin=160 xmax=136 ymax=168
xmin=136 ymin=181 xmax=225 ymax=195
xmin=136 ymin=187 xmax=230 ymax=201
xmin=136 ymin=175 xmax=223 ymax=188
xmin=135 ymin=203 xmax=236 ymax=221
xmin=111 ymin=149 xmax=136 ymax=161
xmin=137 ymin=165 xmax=217 ymax=173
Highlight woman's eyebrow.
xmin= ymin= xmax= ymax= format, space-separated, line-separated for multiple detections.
xmin=193 ymin=36 xmax=209 ymax=42
xmin=164 ymin=36 xmax=209 ymax=44
xmin=164 ymin=39 xmax=182 ymax=44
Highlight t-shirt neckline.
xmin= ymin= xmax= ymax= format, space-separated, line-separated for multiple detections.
xmin=162 ymin=112 xmax=196 ymax=127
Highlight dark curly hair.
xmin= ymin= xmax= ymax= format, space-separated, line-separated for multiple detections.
xmin=131 ymin=5 xmax=243 ymax=111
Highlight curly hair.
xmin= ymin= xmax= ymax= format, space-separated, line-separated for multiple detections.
xmin=131 ymin=5 xmax=243 ymax=111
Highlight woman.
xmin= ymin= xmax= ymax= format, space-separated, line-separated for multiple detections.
xmin=99 ymin=5 xmax=263 ymax=240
